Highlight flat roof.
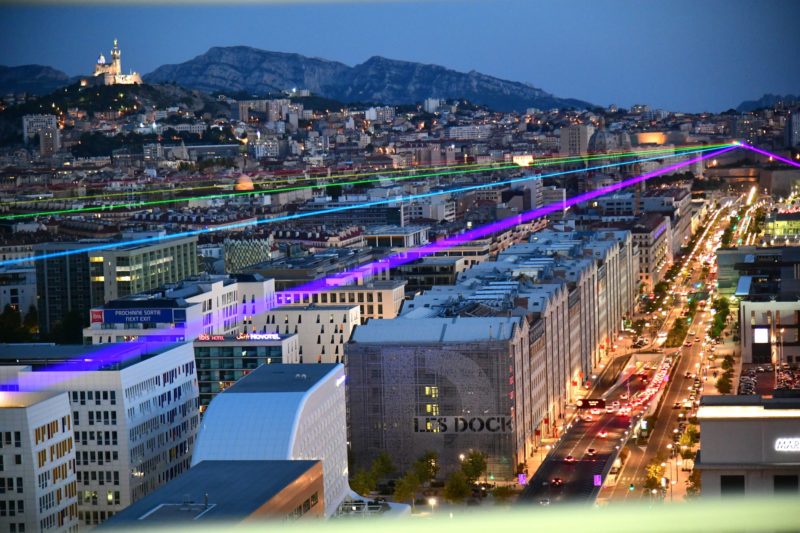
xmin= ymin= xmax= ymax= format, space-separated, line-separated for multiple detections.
xmin=99 ymin=460 xmax=319 ymax=528
xmin=225 ymin=363 xmax=340 ymax=394
xmin=352 ymin=316 xmax=520 ymax=344
xmin=699 ymin=394 xmax=800 ymax=419
xmin=0 ymin=342 xmax=180 ymax=371
xmin=0 ymin=390 xmax=64 ymax=409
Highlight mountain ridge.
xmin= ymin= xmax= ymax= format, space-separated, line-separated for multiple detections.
xmin=143 ymin=46 xmax=593 ymax=112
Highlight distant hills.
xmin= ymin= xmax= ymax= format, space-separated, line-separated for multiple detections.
xmin=736 ymin=94 xmax=800 ymax=112
xmin=0 ymin=64 xmax=76 ymax=96
xmin=144 ymin=46 xmax=593 ymax=112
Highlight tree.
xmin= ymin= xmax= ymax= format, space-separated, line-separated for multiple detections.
xmin=644 ymin=460 xmax=665 ymax=490
xmin=371 ymin=452 xmax=395 ymax=480
xmin=393 ymin=471 xmax=420 ymax=508
xmin=461 ymin=450 xmax=487 ymax=484
xmin=23 ymin=305 xmax=38 ymax=334
xmin=50 ymin=309 xmax=85 ymax=344
xmin=0 ymin=305 xmax=23 ymax=342
xmin=412 ymin=451 xmax=439 ymax=484
xmin=350 ymin=468 xmax=376 ymax=495
xmin=686 ymin=469 xmax=701 ymax=497
xmin=492 ymin=485 xmax=514 ymax=504
xmin=442 ymin=471 xmax=471 ymax=503
xmin=716 ymin=373 xmax=732 ymax=394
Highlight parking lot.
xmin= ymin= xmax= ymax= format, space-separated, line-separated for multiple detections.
xmin=737 ymin=363 xmax=800 ymax=395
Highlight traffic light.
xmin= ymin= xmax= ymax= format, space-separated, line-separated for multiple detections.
xmin=629 ymin=484 xmax=635 ymax=492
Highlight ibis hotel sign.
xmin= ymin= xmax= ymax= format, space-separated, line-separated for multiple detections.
xmin=774 ymin=438 xmax=800 ymax=452
xmin=414 ymin=416 xmax=513 ymax=434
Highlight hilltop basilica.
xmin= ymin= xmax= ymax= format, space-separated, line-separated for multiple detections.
xmin=89 ymin=39 xmax=142 ymax=86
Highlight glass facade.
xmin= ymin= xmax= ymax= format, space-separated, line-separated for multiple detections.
xmin=194 ymin=344 xmax=286 ymax=411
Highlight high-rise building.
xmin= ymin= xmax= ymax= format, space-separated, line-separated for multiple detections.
xmin=87 ymin=233 xmax=198 ymax=305
xmin=39 ymin=127 xmax=61 ymax=157
xmin=559 ymin=124 xmax=594 ymax=156
xmin=0 ymin=391 xmax=78 ymax=533
xmin=6 ymin=342 xmax=200 ymax=528
xmin=35 ymin=236 xmax=200 ymax=336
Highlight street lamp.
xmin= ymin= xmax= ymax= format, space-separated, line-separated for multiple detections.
xmin=459 ymin=453 xmax=465 ymax=462
xmin=428 ymin=497 xmax=436 ymax=514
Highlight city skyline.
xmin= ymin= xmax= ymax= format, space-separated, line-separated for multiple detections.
xmin=0 ymin=0 xmax=798 ymax=112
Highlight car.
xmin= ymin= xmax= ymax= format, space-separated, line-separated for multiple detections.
xmin=598 ymin=430 xmax=608 ymax=438
xmin=551 ymin=477 xmax=564 ymax=487
xmin=684 ymin=341 xmax=693 ymax=347
xmin=756 ymin=367 xmax=765 ymax=373
xmin=564 ymin=455 xmax=576 ymax=463
xmin=684 ymin=371 xmax=692 ymax=379
xmin=673 ymin=401 xmax=681 ymax=409
xmin=586 ymin=448 xmax=597 ymax=457
xmin=590 ymin=408 xmax=601 ymax=415
xmin=620 ymin=393 xmax=629 ymax=400
xmin=612 ymin=401 xmax=620 ymax=408
xmin=539 ymin=498 xmax=551 ymax=506
xmin=605 ymin=406 xmax=615 ymax=413
xmin=582 ymin=415 xmax=594 ymax=422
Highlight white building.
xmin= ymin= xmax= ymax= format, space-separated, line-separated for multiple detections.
xmin=261 ymin=304 xmax=359 ymax=364
xmin=9 ymin=342 xmax=200 ymax=528
xmin=191 ymin=363 xmax=349 ymax=517
xmin=697 ymin=395 xmax=800 ymax=497
xmin=22 ymin=115 xmax=58 ymax=144
xmin=0 ymin=391 xmax=78 ymax=533
xmin=83 ymin=274 xmax=275 ymax=345
xmin=0 ymin=267 xmax=36 ymax=315
xmin=275 ymin=280 xmax=406 ymax=323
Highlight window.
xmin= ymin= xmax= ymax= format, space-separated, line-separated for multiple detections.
xmin=774 ymin=475 xmax=799 ymax=494
xmin=720 ymin=475 xmax=745 ymax=496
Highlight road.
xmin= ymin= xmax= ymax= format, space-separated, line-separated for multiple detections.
xmin=604 ymin=199 xmax=738 ymax=502
xmin=518 ymin=365 xmax=652 ymax=505
xmin=519 ymin=199 xmax=738 ymax=506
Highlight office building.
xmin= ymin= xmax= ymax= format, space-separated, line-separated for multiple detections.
xmin=191 ymin=364 xmax=349 ymax=517
xmin=87 ymin=234 xmax=198 ymax=305
xmin=83 ymin=274 xmax=275 ymax=345
xmin=697 ymin=395 xmax=800 ymax=497
xmin=34 ymin=236 xmax=200 ymax=336
xmin=193 ymin=332 xmax=299 ymax=411
xmin=0 ymin=391 xmax=78 ymax=533
xmin=347 ymin=316 xmax=526 ymax=479
xmin=5 ymin=343 xmax=199 ymax=528
xmin=99 ymin=460 xmax=324 ymax=528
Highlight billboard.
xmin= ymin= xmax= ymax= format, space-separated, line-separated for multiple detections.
xmin=90 ymin=308 xmax=187 ymax=324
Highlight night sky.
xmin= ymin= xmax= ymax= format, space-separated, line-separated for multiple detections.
xmin=1 ymin=0 xmax=798 ymax=112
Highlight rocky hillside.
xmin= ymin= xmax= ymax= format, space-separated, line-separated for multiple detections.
xmin=144 ymin=46 xmax=592 ymax=112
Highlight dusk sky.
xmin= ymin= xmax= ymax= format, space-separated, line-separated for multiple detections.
xmin=0 ymin=0 xmax=798 ymax=112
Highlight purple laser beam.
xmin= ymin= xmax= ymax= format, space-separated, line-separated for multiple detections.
xmin=11 ymin=145 xmax=737 ymax=389
xmin=738 ymin=142 xmax=800 ymax=169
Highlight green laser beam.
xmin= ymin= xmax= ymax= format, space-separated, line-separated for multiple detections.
xmin=0 ymin=144 xmax=728 ymax=220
